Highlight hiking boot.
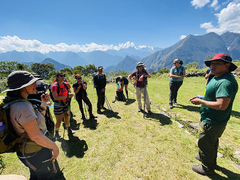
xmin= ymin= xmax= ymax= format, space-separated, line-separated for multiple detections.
xmin=67 ymin=128 xmax=75 ymax=135
xmin=174 ymin=102 xmax=178 ymax=105
xmin=90 ymin=114 xmax=97 ymax=119
xmin=192 ymin=164 xmax=215 ymax=175
xmin=195 ymin=154 xmax=201 ymax=161
xmin=97 ymin=110 xmax=102 ymax=114
xmin=112 ymin=99 xmax=116 ymax=103
xmin=54 ymin=132 xmax=61 ymax=141
xmin=148 ymin=110 xmax=152 ymax=114
xmin=102 ymin=107 xmax=107 ymax=110
xmin=169 ymin=105 xmax=173 ymax=109
xmin=138 ymin=108 xmax=142 ymax=112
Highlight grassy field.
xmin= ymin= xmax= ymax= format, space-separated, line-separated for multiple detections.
xmin=1 ymin=76 xmax=240 ymax=180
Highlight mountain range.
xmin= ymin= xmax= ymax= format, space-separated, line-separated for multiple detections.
xmin=0 ymin=31 xmax=239 ymax=72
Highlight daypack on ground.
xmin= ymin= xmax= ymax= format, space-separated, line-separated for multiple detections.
xmin=0 ymin=99 xmax=27 ymax=154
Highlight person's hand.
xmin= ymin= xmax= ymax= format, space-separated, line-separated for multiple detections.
xmin=50 ymin=144 xmax=59 ymax=161
xmin=189 ymin=96 xmax=202 ymax=105
xmin=68 ymin=92 xmax=74 ymax=98
xmin=41 ymin=92 xmax=50 ymax=103
xmin=101 ymin=88 xmax=105 ymax=93
xmin=139 ymin=75 xmax=144 ymax=82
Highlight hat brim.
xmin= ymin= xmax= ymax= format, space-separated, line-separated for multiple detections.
xmin=2 ymin=77 xmax=42 ymax=93
xmin=204 ymin=59 xmax=237 ymax=71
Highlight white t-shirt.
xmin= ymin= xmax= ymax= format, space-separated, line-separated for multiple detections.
xmin=10 ymin=101 xmax=47 ymax=137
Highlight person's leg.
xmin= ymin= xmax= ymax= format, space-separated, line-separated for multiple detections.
xmin=83 ymin=96 xmax=95 ymax=118
xmin=101 ymin=90 xmax=105 ymax=109
xmin=77 ymin=98 xmax=85 ymax=119
xmin=96 ymin=89 xmax=101 ymax=112
xmin=54 ymin=102 xmax=64 ymax=140
xmin=63 ymin=103 xmax=75 ymax=135
xmin=136 ymin=87 xmax=142 ymax=110
xmin=125 ymin=84 xmax=129 ymax=99
xmin=174 ymin=81 xmax=183 ymax=104
xmin=198 ymin=121 xmax=226 ymax=171
xmin=143 ymin=87 xmax=151 ymax=111
xmin=169 ymin=81 xmax=175 ymax=106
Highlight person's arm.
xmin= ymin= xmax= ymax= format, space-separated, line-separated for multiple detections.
xmin=40 ymin=92 xmax=50 ymax=116
xmin=189 ymin=96 xmax=231 ymax=110
xmin=205 ymin=70 xmax=211 ymax=80
xmin=128 ymin=73 xmax=136 ymax=86
xmin=169 ymin=72 xmax=184 ymax=79
xmin=23 ymin=120 xmax=59 ymax=161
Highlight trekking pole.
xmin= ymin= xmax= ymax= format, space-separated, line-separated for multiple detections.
xmin=83 ymin=100 xmax=88 ymax=119
xmin=143 ymin=86 xmax=147 ymax=119
xmin=105 ymin=96 xmax=112 ymax=111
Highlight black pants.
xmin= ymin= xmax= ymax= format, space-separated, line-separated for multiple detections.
xmin=96 ymin=89 xmax=105 ymax=111
xmin=169 ymin=80 xmax=183 ymax=105
xmin=76 ymin=96 xmax=93 ymax=117
xmin=17 ymin=147 xmax=55 ymax=180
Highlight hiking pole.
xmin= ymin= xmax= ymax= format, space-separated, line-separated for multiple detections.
xmin=143 ymin=86 xmax=146 ymax=119
xmin=105 ymin=96 xmax=112 ymax=111
xmin=83 ymin=100 xmax=88 ymax=119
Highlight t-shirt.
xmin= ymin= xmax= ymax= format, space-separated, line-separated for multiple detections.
xmin=10 ymin=102 xmax=47 ymax=137
xmin=129 ymin=69 xmax=150 ymax=88
xmin=170 ymin=66 xmax=185 ymax=82
xmin=51 ymin=82 xmax=70 ymax=102
xmin=73 ymin=80 xmax=87 ymax=99
xmin=200 ymin=72 xmax=238 ymax=125
xmin=116 ymin=76 xmax=129 ymax=85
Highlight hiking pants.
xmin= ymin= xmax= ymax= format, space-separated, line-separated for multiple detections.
xmin=76 ymin=96 xmax=93 ymax=117
xmin=198 ymin=121 xmax=226 ymax=170
xmin=135 ymin=86 xmax=150 ymax=110
xmin=96 ymin=88 xmax=105 ymax=111
xmin=169 ymin=80 xmax=183 ymax=105
xmin=17 ymin=147 xmax=55 ymax=180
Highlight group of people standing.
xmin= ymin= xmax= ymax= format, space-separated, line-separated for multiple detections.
xmin=1 ymin=53 xmax=238 ymax=178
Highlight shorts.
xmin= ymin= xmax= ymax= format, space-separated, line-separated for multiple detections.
xmin=54 ymin=101 xmax=70 ymax=115
xmin=123 ymin=78 xmax=129 ymax=85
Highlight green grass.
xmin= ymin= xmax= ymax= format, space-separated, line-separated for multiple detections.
xmin=1 ymin=76 xmax=240 ymax=179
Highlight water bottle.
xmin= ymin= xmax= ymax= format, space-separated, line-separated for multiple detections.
xmin=117 ymin=83 xmax=120 ymax=89
xmin=0 ymin=120 xmax=6 ymax=138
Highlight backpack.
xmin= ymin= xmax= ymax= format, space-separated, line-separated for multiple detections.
xmin=49 ymin=82 xmax=69 ymax=103
xmin=116 ymin=91 xmax=126 ymax=101
xmin=135 ymin=69 xmax=148 ymax=86
xmin=0 ymin=99 xmax=30 ymax=154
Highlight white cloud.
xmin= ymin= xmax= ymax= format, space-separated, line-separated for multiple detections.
xmin=210 ymin=0 xmax=220 ymax=10
xmin=180 ymin=35 xmax=187 ymax=39
xmin=201 ymin=2 xmax=240 ymax=34
xmin=191 ymin=0 xmax=210 ymax=8
xmin=200 ymin=22 xmax=214 ymax=29
xmin=0 ymin=36 xmax=142 ymax=53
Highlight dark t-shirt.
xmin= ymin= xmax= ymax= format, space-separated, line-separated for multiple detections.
xmin=73 ymin=80 xmax=87 ymax=99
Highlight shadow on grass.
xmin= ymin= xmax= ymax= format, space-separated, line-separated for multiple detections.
xmin=125 ymin=98 xmax=136 ymax=105
xmin=231 ymin=110 xmax=240 ymax=118
xmin=82 ymin=119 xmax=98 ymax=130
xmin=102 ymin=109 xmax=121 ymax=119
xmin=60 ymin=135 xmax=88 ymax=158
xmin=69 ymin=118 xmax=81 ymax=131
xmin=206 ymin=165 xmax=240 ymax=180
xmin=175 ymin=103 xmax=200 ymax=112
xmin=145 ymin=112 xmax=172 ymax=126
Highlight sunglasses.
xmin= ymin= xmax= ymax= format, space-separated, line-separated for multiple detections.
xmin=77 ymin=77 xmax=81 ymax=79
xmin=59 ymin=75 xmax=65 ymax=77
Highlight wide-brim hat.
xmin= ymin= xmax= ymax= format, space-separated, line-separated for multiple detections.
xmin=136 ymin=62 xmax=145 ymax=68
xmin=204 ymin=53 xmax=237 ymax=71
xmin=2 ymin=71 xmax=42 ymax=93
xmin=98 ymin=66 xmax=103 ymax=70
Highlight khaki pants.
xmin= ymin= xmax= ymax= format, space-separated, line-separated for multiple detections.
xmin=135 ymin=87 xmax=150 ymax=110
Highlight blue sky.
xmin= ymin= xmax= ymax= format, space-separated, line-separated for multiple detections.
xmin=0 ymin=0 xmax=239 ymax=53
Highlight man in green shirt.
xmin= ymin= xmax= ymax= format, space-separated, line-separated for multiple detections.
xmin=189 ymin=53 xmax=238 ymax=175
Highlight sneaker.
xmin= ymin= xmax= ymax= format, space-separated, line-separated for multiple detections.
xmin=97 ymin=110 xmax=102 ymax=114
xmin=174 ymin=102 xmax=178 ymax=105
xmin=68 ymin=128 xmax=75 ymax=135
xmin=138 ymin=108 xmax=142 ymax=112
xmin=148 ymin=110 xmax=152 ymax=114
xmin=54 ymin=133 xmax=61 ymax=141
xmin=192 ymin=164 xmax=215 ymax=175
xmin=195 ymin=154 xmax=200 ymax=161
xmin=169 ymin=105 xmax=173 ymax=109
xmin=112 ymin=99 xmax=116 ymax=103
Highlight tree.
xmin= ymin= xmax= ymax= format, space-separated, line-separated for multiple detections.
xmin=60 ymin=67 xmax=73 ymax=76
xmin=185 ymin=62 xmax=199 ymax=71
xmin=0 ymin=61 xmax=18 ymax=79
xmin=73 ymin=65 xmax=85 ymax=75
xmin=158 ymin=67 xmax=170 ymax=74
xmin=84 ymin=64 xmax=97 ymax=75
xmin=31 ymin=63 xmax=55 ymax=79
